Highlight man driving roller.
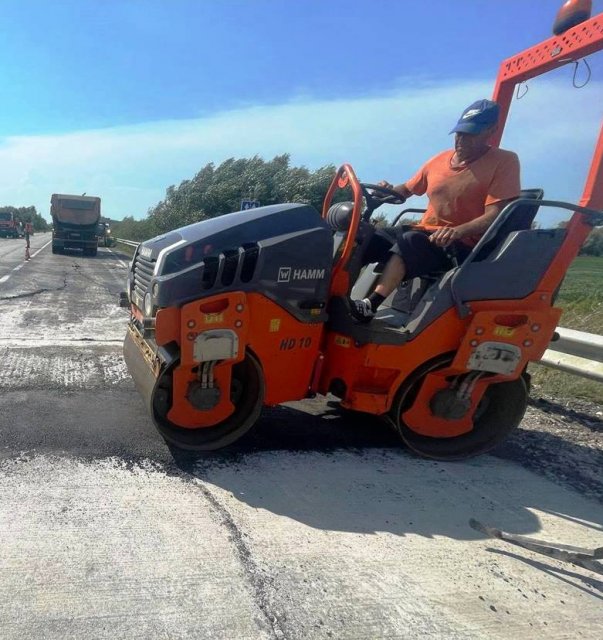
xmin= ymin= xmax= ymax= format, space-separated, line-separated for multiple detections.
xmin=351 ymin=98 xmax=520 ymax=322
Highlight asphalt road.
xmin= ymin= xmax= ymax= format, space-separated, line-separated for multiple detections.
xmin=0 ymin=235 xmax=601 ymax=639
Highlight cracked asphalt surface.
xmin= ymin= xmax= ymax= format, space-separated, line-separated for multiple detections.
xmin=0 ymin=234 xmax=601 ymax=639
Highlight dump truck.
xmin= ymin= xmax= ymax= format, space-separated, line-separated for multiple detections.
xmin=96 ymin=221 xmax=115 ymax=247
xmin=0 ymin=211 xmax=19 ymax=238
xmin=51 ymin=194 xmax=101 ymax=256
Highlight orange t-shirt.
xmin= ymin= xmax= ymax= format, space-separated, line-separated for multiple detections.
xmin=405 ymin=147 xmax=520 ymax=246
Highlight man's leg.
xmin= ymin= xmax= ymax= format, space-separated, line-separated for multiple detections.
xmin=373 ymin=253 xmax=406 ymax=299
xmin=350 ymin=230 xmax=453 ymax=322
xmin=351 ymin=253 xmax=406 ymax=321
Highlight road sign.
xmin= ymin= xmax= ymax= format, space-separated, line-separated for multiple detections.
xmin=240 ymin=199 xmax=260 ymax=211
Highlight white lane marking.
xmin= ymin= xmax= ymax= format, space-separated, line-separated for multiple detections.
xmin=107 ymin=249 xmax=129 ymax=269
xmin=0 ymin=239 xmax=51 ymax=283
xmin=31 ymin=240 xmax=52 ymax=259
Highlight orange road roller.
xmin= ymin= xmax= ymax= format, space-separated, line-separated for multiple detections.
xmin=122 ymin=162 xmax=601 ymax=458
xmin=123 ymin=13 xmax=603 ymax=458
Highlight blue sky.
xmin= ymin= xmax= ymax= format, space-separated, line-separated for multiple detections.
xmin=0 ymin=0 xmax=601 ymax=223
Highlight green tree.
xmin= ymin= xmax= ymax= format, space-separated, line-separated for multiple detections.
xmin=112 ymin=155 xmax=356 ymax=242
xmin=111 ymin=216 xmax=158 ymax=243
xmin=144 ymin=155 xmax=350 ymax=237
xmin=580 ymin=227 xmax=603 ymax=256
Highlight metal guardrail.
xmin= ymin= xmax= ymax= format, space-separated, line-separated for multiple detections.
xmin=115 ymin=237 xmax=140 ymax=248
xmin=113 ymin=236 xmax=601 ymax=381
xmin=539 ymin=327 xmax=603 ymax=382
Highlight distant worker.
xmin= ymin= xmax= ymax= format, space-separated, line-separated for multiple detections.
xmin=351 ymin=99 xmax=521 ymax=322
xmin=24 ymin=222 xmax=33 ymax=260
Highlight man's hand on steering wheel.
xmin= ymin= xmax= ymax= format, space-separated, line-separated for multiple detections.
xmin=359 ymin=182 xmax=407 ymax=211
xmin=377 ymin=180 xmax=396 ymax=192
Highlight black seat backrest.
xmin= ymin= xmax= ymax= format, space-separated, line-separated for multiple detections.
xmin=472 ymin=188 xmax=544 ymax=262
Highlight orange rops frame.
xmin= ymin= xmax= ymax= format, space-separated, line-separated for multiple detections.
xmin=490 ymin=13 xmax=603 ymax=296
xmin=492 ymin=13 xmax=603 ymax=211
xmin=321 ymin=164 xmax=364 ymax=296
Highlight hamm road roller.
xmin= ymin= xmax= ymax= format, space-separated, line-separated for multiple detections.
xmin=122 ymin=13 xmax=603 ymax=458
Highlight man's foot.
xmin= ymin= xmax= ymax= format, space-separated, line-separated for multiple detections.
xmin=349 ymin=298 xmax=375 ymax=323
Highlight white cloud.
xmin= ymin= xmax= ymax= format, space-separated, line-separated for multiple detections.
xmin=0 ymin=76 xmax=600 ymax=225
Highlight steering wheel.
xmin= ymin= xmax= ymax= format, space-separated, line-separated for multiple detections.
xmin=359 ymin=183 xmax=407 ymax=222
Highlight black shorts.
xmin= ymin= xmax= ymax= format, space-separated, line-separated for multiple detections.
xmin=391 ymin=230 xmax=471 ymax=279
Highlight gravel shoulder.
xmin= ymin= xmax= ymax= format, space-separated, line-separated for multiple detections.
xmin=494 ymin=393 xmax=603 ymax=503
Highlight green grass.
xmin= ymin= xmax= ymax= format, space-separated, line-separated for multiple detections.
xmin=555 ymin=255 xmax=603 ymax=333
xmin=113 ymin=241 xmax=136 ymax=259
xmin=529 ymin=255 xmax=603 ymax=404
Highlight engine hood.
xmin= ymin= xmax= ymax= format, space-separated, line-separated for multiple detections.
xmin=130 ymin=202 xmax=333 ymax=323
xmin=138 ymin=203 xmax=326 ymax=274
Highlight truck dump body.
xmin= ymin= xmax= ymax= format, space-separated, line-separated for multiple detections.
xmin=51 ymin=194 xmax=101 ymax=256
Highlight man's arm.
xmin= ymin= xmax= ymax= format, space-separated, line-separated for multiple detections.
xmin=378 ymin=181 xmax=413 ymax=200
xmin=378 ymin=155 xmax=434 ymax=201
xmin=429 ymin=199 xmax=513 ymax=247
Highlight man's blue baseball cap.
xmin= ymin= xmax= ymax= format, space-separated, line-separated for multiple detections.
xmin=450 ymin=99 xmax=500 ymax=135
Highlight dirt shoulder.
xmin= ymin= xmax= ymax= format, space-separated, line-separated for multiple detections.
xmin=495 ymin=393 xmax=603 ymax=504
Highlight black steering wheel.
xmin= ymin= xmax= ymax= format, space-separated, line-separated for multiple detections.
xmin=359 ymin=183 xmax=407 ymax=220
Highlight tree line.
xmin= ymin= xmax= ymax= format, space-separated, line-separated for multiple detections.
xmin=112 ymin=154 xmax=349 ymax=241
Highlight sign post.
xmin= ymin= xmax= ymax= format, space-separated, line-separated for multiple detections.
xmin=240 ymin=199 xmax=261 ymax=211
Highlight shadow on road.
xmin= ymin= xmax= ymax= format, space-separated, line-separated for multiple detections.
xmin=488 ymin=548 xmax=603 ymax=600
xmin=1 ymin=390 xmax=601 ymax=545
xmin=165 ymin=401 xmax=603 ymax=543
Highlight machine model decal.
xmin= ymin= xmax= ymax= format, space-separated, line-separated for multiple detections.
xmin=279 ymin=337 xmax=313 ymax=351
xmin=278 ymin=267 xmax=326 ymax=283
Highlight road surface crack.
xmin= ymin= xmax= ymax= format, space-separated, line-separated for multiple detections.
xmin=195 ymin=482 xmax=288 ymax=640
xmin=0 ymin=278 xmax=68 ymax=301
